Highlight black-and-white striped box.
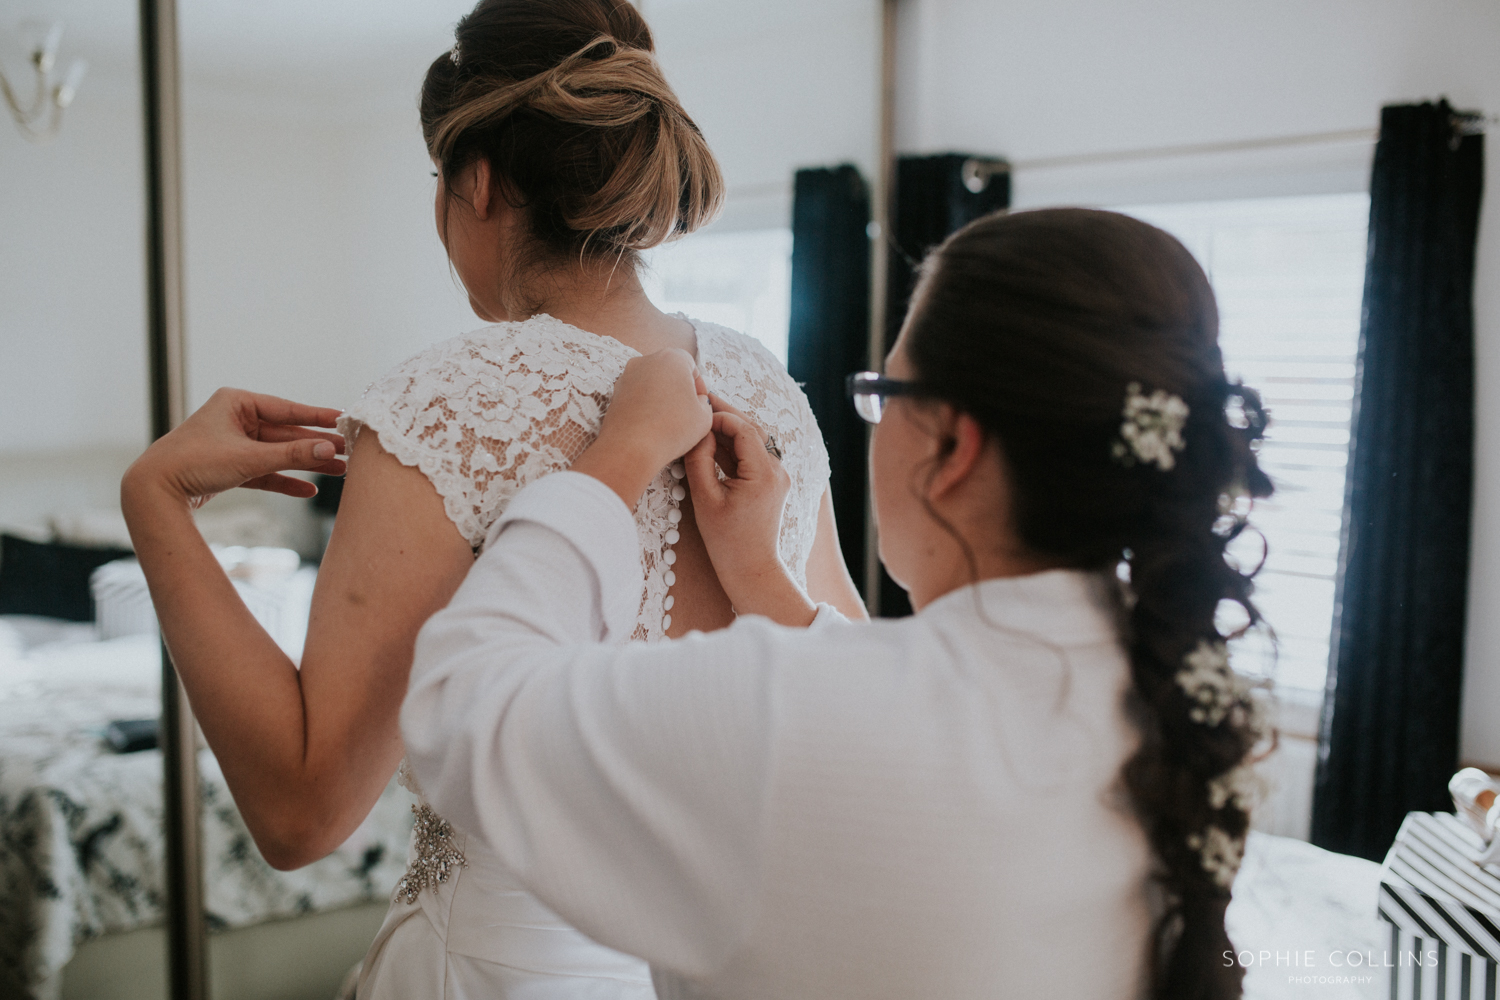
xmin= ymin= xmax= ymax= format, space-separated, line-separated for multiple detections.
xmin=1379 ymin=812 xmax=1500 ymax=1000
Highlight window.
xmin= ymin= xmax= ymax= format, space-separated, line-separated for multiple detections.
xmin=640 ymin=227 xmax=795 ymax=365
xmin=1115 ymin=194 xmax=1370 ymax=692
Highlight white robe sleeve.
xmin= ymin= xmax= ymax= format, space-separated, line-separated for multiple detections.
xmin=402 ymin=471 xmax=797 ymax=977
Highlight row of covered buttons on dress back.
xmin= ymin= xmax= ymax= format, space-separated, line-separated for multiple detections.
xmin=661 ymin=463 xmax=685 ymax=632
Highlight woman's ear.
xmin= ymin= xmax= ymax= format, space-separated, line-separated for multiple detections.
xmin=925 ymin=410 xmax=987 ymax=502
xmin=450 ymin=159 xmax=496 ymax=221
xmin=468 ymin=159 xmax=494 ymax=220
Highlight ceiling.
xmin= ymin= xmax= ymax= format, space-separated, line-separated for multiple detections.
xmin=5 ymin=0 xmax=853 ymax=100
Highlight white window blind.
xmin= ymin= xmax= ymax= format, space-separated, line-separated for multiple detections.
xmin=1116 ymin=194 xmax=1370 ymax=692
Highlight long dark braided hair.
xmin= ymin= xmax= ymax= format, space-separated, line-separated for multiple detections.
xmin=902 ymin=208 xmax=1273 ymax=999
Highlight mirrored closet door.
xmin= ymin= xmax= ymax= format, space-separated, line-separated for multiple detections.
xmin=2 ymin=1 xmax=880 ymax=996
xmin=1 ymin=2 xmax=170 ymax=997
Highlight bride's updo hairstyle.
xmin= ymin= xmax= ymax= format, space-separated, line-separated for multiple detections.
xmin=903 ymin=208 xmax=1272 ymax=999
xmin=420 ymin=0 xmax=723 ymax=269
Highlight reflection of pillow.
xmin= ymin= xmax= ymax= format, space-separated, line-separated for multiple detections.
xmin=0 ymin=613 xmax=98 ymax=650
xmin=50 ymin=508 xmax=134 ymax=550
xmin=0 ymin=534 xmax=134 ymax=622
xmin=0 ymin=618 xmax=23 ymax=668
xmin=193 ymin=505 xmax=288 ymax=549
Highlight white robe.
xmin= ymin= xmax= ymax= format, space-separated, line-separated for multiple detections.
xmin=403 ymin=471 xmax=1155 ymax=1000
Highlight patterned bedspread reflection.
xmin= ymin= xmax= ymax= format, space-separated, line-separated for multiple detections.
xmin=0 ymin=626 xmax=413 ymax=1000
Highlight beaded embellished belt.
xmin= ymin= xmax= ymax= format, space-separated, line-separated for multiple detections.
xmin=394 ymin=802 xmax=467 ymax=904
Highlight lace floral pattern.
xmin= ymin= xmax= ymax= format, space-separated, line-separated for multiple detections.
xmin=339 ymin=313 xmax=831 ymax=898
xmin=696 ymin=319 xmax=828 ymax=589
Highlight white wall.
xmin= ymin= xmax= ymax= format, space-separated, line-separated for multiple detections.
xmin=0 ymin=55 xmax=147 ymax=458
xmin=650 ymin=0 xmax=880 ymax=229
xmin=894 ymin=0 xmax=1500 ymax=767
xmin=0 ymin=21 xmax=147 ymax=533
xmin=178 ymin=88 xmax=474 ymax=415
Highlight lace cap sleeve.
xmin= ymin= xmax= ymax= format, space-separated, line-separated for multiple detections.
xmin=337 ymin=322 xmax=629 ymax=549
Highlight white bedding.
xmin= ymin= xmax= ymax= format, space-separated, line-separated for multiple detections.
xmin=0 ymin=619 xmax=413 ymax=1000
xmin=1230 ymin=831 xmax=1388 ymax=1000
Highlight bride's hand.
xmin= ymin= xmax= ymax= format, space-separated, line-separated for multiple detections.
xmin=684 ymin=395 xmax=816 ymax=627
xmin=573 ymin=348 xmax=712 ymax=507
xmin=122 ymin=387 xmax=347 ymax=509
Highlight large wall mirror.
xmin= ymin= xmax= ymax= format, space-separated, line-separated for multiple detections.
xmin=1 ymin=1 xmax=878 ymax=997
xmin=1 ymin=2 xmax=169 ymax=997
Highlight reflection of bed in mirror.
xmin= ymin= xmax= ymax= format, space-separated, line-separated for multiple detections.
xmin=0 ymin=537 xmax=411 ymax=1000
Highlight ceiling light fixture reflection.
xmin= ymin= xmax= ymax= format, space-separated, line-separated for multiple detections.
xmin=2 ymin=21 xmax=88 ymax=143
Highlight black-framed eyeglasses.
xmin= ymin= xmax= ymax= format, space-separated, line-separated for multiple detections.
xmin=846 ymin=371 xmax=922 ymax=425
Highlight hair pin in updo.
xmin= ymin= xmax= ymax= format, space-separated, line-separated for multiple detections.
xmin=1111 ymin=382 xmax=1189 ymax=471
xmin=449 ymin=42 xmax=461 ymax=66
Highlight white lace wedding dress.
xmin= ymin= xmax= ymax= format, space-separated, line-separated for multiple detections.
xmin=337 ymin=314 xmax=831 ymax=999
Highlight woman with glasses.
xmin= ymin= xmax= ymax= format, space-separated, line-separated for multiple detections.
xmin=398 ymin=207 xmax=1274 ymax=1000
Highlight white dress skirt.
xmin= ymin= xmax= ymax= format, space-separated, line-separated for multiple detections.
xmin=358 ymin=825 xmax=656 ymax=998
xmin=338 ymin=314 xmax=831 ymax=999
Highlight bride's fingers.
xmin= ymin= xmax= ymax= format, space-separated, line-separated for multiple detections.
xmin=255 ymin=425 xmax=346 ymax=449
xmin=309 ymin=458 xmax=349 ymax=477
xmin=249 ymin=392 xmax=342 ymax=429
xmin=285 ymin=436 xmax=340 ymax=466
xmin=242 ymin=472 xmax=321 ymax=499
xmin=240 ymin=437 xmax=346 ymax=491
xmin=244 ymin=437 xmax=346 ymax=480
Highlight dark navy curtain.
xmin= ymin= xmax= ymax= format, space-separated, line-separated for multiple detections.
xmin=876 ymin=154 xmax=1011 ymax=617
xmin=1311 ymin=101 xmax=1485 ymax=861
xmin=787 ymin=165 xmax=871 ymax=593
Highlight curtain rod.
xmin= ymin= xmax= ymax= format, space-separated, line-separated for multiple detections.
xmin=723 ymin=126 xmax=1380 ymax=203
xmin=724 ymin=114 xmax=1492 ymax=202
xmin=1007 ymin=127 xmax=1381 ymax=172
xmin=1005 ymin=112 xmax=1491 ymax=174
xmin=727 ymin=127 xmax=1384 ymax=201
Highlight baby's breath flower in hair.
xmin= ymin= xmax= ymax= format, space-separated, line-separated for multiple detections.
xmin=1187 ymin=825 xmax=1245 ymax=889
xmin=1208 ymin=763 xmax=1264 ymax=812
xmin=1112 ymin=382 xmax=1189 ymax=470
xmin=1175 ymin=640 xmax=1251 ymax=726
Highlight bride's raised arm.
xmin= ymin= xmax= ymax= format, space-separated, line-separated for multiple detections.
xmin=122 ymin=388 xmax=474 ymax=869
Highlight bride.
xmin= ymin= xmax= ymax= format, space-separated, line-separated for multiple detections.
xmin=120 ymin=1 xmax=865 ymax=996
